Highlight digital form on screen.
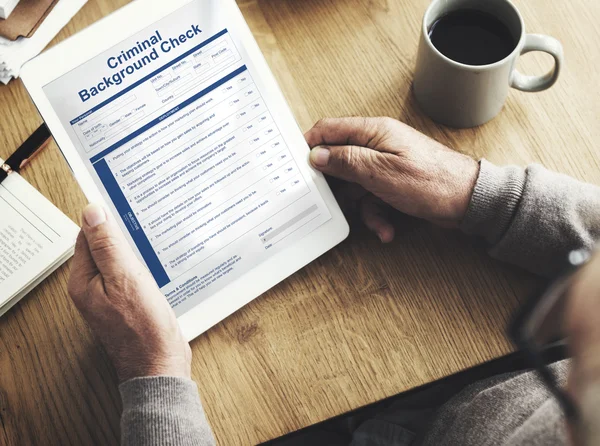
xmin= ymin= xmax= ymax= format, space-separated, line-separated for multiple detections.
xmin=41 ymin=2 xmax=332 ymax=316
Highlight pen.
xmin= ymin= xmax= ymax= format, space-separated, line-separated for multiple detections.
xmin=0 ymin=123 xmax=51 ymax=185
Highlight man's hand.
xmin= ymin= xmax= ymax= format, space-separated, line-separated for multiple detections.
xmin=306 ymin=117 xmax=479 ymax=241
xmin=68 ymin=204 xmax=191 ymax=382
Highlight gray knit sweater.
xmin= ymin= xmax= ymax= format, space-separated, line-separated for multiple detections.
xmin=119 ymin=159 xmax=600 ymax=445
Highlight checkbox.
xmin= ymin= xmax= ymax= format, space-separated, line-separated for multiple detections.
xmin=276 ymin=192 xmax=280 ymax=196
xmin=270 ymin=179 xmax=273 ymax=183
xmin=250 ymin=140 xmax=254 ymax=145
xmin=236 ymin=114 xmax=241 ymax=119
xmin=229 ymin=102 xmax=234 ymax=106
xmin=256 ymin=153 xmax=260 ymax=158
xmin=263 ymin=166 xmax=267 ymax=170
xmin=243 ymin=128 xmax=247 ymax=132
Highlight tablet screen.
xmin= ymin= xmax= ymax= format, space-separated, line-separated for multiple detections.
xmin=40 ymin=0 xmax=332 ymax=316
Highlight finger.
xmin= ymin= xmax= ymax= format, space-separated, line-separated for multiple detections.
xmin=309 ymin=143 xmax=392 ymax=189
xmin=360 ymin=196 xmax=395 ymax=243
xmin=68 ymin=231 xmax=99 ymax=298
xmin=305 ymin=117 xmax=396 ymax=150
xmin=81 ymin=203 xmax=138 ymax=278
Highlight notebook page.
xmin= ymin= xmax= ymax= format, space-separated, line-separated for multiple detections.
xmin=0 ymin=161 xmax=79 ymax=307
xmin=0 ymin=250 xmax=73 ymax=317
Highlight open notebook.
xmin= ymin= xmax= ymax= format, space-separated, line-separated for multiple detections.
xmin=0 ymin=158 xmax=79 ymax=316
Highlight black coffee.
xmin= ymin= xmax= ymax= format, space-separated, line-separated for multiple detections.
xmin=429 ymin=9 xmax=516 ymax=66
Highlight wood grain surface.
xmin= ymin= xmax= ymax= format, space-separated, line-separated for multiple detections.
xmin=1 ymin=0 xmax=599 ymax=444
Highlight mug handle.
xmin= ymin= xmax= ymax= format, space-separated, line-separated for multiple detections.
xmin=510 ymin=34 xmax=564 ymax=92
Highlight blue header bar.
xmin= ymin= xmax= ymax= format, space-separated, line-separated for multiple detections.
xmin=70 ymin=28 xmax=229 ymax=125
xmin=90 ymin=65 xmax=247 ymax=164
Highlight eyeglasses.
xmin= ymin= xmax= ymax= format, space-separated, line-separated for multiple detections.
xmin=508 ymin=248 xmax=593 ymax=421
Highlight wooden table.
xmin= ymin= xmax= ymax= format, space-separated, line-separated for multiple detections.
xmin=1 ymin=0 xmax=599 ymax=444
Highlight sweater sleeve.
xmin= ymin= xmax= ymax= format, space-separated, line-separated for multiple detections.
xmin=119 ymin=376 xmax=216 ymax=446
xmin=460 ymin=159 xmax=600 ymax=277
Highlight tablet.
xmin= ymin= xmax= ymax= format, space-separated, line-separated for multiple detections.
xmin=21 ymin=0 xmax=348 ymax=341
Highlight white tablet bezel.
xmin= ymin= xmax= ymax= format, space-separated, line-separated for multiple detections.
xmin=21 ymin=0 xmax=349 ymax=341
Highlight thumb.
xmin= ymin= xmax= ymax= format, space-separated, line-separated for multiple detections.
xmin=82 ymin=203 xmax=133 ymax=278
xmin=309 ymin=145 xmax=383 ymax=188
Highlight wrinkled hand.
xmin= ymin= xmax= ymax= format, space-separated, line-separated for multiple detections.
xmin=68 ymin=204 xmax=191 ymax=382
xmin=306 ymin=117 xmax=479 ymax=241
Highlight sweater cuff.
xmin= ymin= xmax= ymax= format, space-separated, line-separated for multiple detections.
xmin=120 ymin=376 xmax=215 ymax=446
xmin=460 ymin=159 xmax=526 ymax=244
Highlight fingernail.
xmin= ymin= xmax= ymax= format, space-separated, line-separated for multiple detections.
xmin=310 ymin=147 xmax=330 ymax=168
xmin=83 ymin=203 xmax=106 ymax=228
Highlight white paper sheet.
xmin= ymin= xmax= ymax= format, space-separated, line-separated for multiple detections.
xmin=0 ymin=0 xmax=20 ymax=20
xmin=0 ymin=0 xmax=87 ymax=84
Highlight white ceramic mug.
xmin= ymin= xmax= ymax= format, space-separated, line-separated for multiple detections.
xmin=413 ymin=0 xmax=564 ymax=128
